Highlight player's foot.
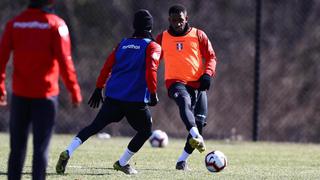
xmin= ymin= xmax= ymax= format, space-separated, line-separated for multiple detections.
xmin=56 ymin=150 xmax=70 ymax=174
xmin=189 ymin=136 xmax=206 ymax=153
xmin=176 ymin=161 xmax=191 ymax=171
xmin=113 ymin=160 xmax=138 ymax=175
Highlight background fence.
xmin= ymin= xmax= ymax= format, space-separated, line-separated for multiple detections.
xmin=0 ymin=0 xmax=319 ymax=142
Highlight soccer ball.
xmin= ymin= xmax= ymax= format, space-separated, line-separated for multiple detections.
xmin=205 ymin=150 xmax=227 ymax=172
xmin=149 ymin=130 xmax=169 ymax=148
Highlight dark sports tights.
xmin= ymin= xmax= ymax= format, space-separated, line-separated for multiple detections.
xmin=168 ymin=83 xmax=208 ymax=154
xmin=76 ymin=98 xmax=152 ymax=153
xmin=8 ymin=94 xmax=57 ymax=180
xmin=168 ymin=83 xmax=208 ymax=130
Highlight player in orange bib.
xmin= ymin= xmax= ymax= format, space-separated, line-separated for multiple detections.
xmin=156 ymin=4 xmax=217 ymax=171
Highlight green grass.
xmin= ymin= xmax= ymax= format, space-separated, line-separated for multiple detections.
xmin=0 ymin=133 xmax=320 ymax=179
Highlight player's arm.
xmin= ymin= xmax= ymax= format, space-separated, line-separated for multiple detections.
xmin=155 ymin=33 xmax=164 ymax=60
xmin=146 ymin=41 xmax=161 ymax=93
xmin=95 ymin=46 xmax=118 ymax=89
xmin=145 ymin=41 xmax=161 ymax=106
xmin=53 ymin=20 xmax=82 ymax=105
xmin=0 ymin=21 xmax=13 ymax=106
xmin=198 ymin=30 xmax=217 ymax=77
xmin=197 ymin=30 xmax=217 ymax=91
xmin=88 ymin=46 xmax=117 ymax=108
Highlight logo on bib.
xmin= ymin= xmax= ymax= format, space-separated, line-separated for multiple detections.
xmin=176 ymin=42 xmax=183 ymax=51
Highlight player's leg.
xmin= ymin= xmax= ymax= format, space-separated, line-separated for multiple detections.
xmin=75 ymin=98 xmax=124 ymax=144
xmin=181 ymin=122 xmax=205 ymax=162
xmin=31 ymin=96 xmax=57 ymax=179
xmin=113 ymin=102 xmax=152 ymax=174
xmin=194 ymin=91 xmax=208 ymax=135
xmin=173 ymin=87 xmax=207 ymax=170
xmin=168 ymin=83 xmax=197 ymax=131
xmin=183 ymin=89 xmax=207 ymax=148
xmin=56 ymin=98 xmax=124 ymax=174
xmin=178 ymin=91 xmax=208 ymax=163
xmin=188 ymin=90 xmax=207 ymax=152
xmin=168 ymin=83 xmax=205 ymax=153
xmin=7 ymin=94 xmax=31 ymax=180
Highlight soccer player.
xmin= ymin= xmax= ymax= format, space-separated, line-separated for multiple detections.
xmin=156 ymin=4 xmax=217 ymax=170
xmin=0 ymin=0 xmax=82 ymax=179
xmin=55 ymin=9 xmax=161 ymax=175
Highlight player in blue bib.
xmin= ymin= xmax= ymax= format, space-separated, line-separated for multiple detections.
xmin=106 ymin=38 xmax=151 ymax=102
xmin=56 ymin=9 xmax=162 ymax=175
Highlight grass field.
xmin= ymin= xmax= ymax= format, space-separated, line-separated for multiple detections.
xmin=0 ymin=133 xmax=320 ymax=180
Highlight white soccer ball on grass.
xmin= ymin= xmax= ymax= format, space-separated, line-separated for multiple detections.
xmin=149 ymin=129 xmax=169 ymax=148
xmin=205 ymin=150 xmax=227 ymax=173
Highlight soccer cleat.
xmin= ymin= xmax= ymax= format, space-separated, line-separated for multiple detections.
xmin=176 ymin=161 xmax=190 ymax=171
xmin=189 ymin=137 xmax=206 ymax=153
xmin=56 ymin=150 xmax=70 ymax=174
xmin=113 ymin=160 xmax=138 ymax=175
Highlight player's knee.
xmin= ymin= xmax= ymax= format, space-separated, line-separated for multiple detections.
xmin=178 ymin=95 xmax=191 ymax=107
xmin=138 ymin=128 xmax=152 ymax=140
xmin=195 ymin=114 xmax=207 ymax=127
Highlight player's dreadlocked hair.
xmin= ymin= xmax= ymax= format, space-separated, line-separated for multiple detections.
xmin=169 ymin=4 xmax=187 ymax=16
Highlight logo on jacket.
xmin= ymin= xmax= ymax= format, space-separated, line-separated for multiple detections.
xmin=13 ymin=21 xmax=50 ymax=29
xmin=122 ymin=44 xmax=140 ymax=50
xmin=176 ymin=42 xmax=183 ymax=51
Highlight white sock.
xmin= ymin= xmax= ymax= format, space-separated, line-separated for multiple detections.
xmin=66 ymin=137 xmax=82 ymax=156
xmin=189 ymin=127 xmax=201 ymax=138
xmin=119 ymin=148 xmax=135 ymax=166
xmin=177 ymin=150 xmax=191 ymax=162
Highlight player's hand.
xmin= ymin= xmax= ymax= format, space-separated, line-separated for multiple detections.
xmin=198 ymin=74 xmax=211 ymax=91
xmin=88 ymin=88 xmax=104 ymax=108
xmin=0 ymin=92 xmax=7 ymax=106
xmin=71 ymin=93 xmax=82 ymax=108
xmin=148 ymin=93 xmax=159 ymax=106
xmin=72 ymin=101 xmax=81 ymax=108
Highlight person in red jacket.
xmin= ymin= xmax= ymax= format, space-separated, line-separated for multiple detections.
xmin=156 ymin=4 xmax=217 ymax=171
xmin=0 ymin=0 xmax=82 ymax=179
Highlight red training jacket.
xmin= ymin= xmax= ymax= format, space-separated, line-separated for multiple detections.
xmin=0 ymin=8 xmax=82 ymax=103
xmin=96 ymin=41 xmax=161 ymax=94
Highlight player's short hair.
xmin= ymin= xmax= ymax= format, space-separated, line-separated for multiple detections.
xmin=169 ymin=4 xmax=187 ymax=16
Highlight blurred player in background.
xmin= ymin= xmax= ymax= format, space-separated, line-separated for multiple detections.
xmin=55 ymin=9 xmax=161 ymax=175
xmin=0 ymin=0 xmax=82 ymax=179
xmin=156 ymin=4 xmax=217 ymax=171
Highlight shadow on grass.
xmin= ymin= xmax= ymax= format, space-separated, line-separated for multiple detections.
xmin=52 ymin=173 xmax=110 ymax=176
xmin=82 ymin=166 xmax=176 ymax=173
xmin=0 ymin=171 xmax=112 ymax=176
xmin=138 ymin=168 xmax=177 ymax=172
xmin=0 ymin=167 xmax=174 ymax=177
xmin=60 ymin=167 xmax=113 ymax=175
xmin=28 ymin=172 xmax=110 ymax=176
